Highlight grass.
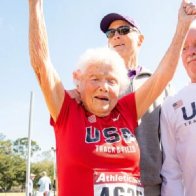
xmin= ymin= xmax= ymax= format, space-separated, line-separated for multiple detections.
xmin=0 ymin=193 xmax=25 ymax=196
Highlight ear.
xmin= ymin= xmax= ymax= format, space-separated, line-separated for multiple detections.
xmin=138 ymin=34 xmax=144 ymax=47
xmin=73 ymin=69 xmax=80 ymax=80
xmin=73 ymin=69 xmax=82 ymax=90
xmin=108 ymin=42 xmax=110 ymax=48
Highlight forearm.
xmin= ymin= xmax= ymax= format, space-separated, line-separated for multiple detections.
xmin=29 ymin=0 xmax=50 ymax=85
xmin=28 ymin=0 xmax=64 ymax=121
xmin=136 ymin=25 xmax=187 ymax=119
xmin=154 ymin=21 xmax=189 ymax=87
xmin=136 ymin=2 xmax=194 ymax=119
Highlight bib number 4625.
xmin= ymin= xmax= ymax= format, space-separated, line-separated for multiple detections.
xmin=95 ymin=184 xmax=144 ymax=196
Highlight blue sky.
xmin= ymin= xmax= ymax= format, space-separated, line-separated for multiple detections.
xmin=0 ymin=0 xmax=190 ymax=151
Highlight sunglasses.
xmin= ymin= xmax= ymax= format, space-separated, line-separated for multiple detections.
xmin=105 ymin=26 xmax=138 ymax=39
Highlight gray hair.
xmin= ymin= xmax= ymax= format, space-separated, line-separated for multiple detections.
xmin=41 ymin=171 xmax=47 ymax=176
xmin=73 ymin=47 xmax=129 ymax=96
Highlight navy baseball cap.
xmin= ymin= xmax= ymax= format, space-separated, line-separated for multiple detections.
xmin=100 ymin=13 xmax=140 ymax=33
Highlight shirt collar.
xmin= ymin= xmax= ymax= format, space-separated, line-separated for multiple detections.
xmin=127 ymin=66 xmax=142 ymax=80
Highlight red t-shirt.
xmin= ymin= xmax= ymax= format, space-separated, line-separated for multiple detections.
xmin=51 ymin=91 xmax=142 ymax=196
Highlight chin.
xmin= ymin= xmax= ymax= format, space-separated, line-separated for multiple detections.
xmin=96 ymin=108 xmax=111 ymax=117
xmin=116 ymin=47 xmax=126 ymax=54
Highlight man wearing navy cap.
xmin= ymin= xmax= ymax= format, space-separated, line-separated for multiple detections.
xmin=100 ymin=12 xmax=170 ymax=196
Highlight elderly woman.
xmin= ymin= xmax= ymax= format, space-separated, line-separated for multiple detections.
xmin=28 ymin=0 xmax=196 ymax=195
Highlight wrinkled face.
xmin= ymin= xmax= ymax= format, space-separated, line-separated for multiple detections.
xmin=77 ymin=63 xmax=120 ymax=117
xmin=107 ymin=20 xmax=142 ymax=66
xmin=182 ymin=27 xmax=196 ymax=82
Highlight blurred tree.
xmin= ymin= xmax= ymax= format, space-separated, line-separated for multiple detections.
xmin=0 ymin=153 xmax=25 ymax=191
xmin=0 ymin=133 xmax=5 ymax=141
xmin=0 ymin=136 xmax=54 ymax=192
xmin=0 ymin=140 xmax=12 ymax=155
xmin=33 ymin=150 xmax=53 ymax=162
xmin=13 ymin=137 xmax=41 ymax=158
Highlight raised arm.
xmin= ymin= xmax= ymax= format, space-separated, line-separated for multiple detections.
xmin=135 ymin=0 xmax=196 ymax=119
xmin=28 ymin=0 xmax=64 ymax=121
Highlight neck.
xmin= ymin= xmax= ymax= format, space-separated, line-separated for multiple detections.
xmin=123 ymin=54 xmax=138 ymax=70
xmin=125 ymin=58 xmax=138 ymax=70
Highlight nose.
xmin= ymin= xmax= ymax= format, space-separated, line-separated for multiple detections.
xmin=187 ymin=45 xmax=196 ymax=56
xmin=99 ymin=81 xmax=109 ymax=92
xmin=109 ymin=29 xmax=121 ymax=40
xmin=113 ymin=31 xmax=121 ymax=39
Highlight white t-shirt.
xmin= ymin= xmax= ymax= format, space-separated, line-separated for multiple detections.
xmin=29 ymin=179 xmax=33 ymax=194
xmin=38 ymin=176 xmax=51 ymax=192
xmin=161 ymin=83 xmax=196 ymax=196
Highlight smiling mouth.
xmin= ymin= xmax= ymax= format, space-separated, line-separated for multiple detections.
xmin=94 ymin=96 xmax=109 ymax=101
xmin=189 ymin=59 xmax=196 ymax=64
xmin=113 ymin=44 xmax=125 ymax=48
xmin=187 ymin=55 xmax=196 ymax=64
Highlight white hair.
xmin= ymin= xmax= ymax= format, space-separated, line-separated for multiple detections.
xmin=73 ymin=47 xmax=129 ymax=96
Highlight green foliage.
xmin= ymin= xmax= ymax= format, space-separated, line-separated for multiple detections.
xmin=0 ymin=136 xmax=53 ymax=192
xmin=13 ymin=137 xmax=41 ymax=158
xmin=0 ymin=153 xmax=25 ymax=191
xmin=0 ymin=140 xmax=12 ymax=155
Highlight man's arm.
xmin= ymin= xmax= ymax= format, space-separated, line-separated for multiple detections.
xmin=160 ymin=102 xmax=184 ymax=196
xmin=135 ymin=0 xmax=196 ymax=119
xmin=29 ymin=0 xmax=64 ymax=122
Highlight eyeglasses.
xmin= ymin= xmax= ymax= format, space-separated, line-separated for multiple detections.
xmin=105 ymin=26 xmax=138 ymax=39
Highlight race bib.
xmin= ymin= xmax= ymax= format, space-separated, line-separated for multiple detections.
xmin=94 ymin=170 xmax=144 ymax=196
